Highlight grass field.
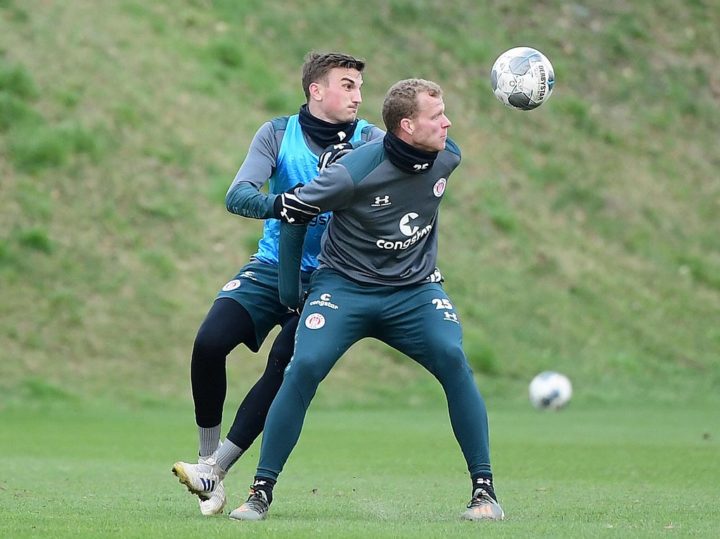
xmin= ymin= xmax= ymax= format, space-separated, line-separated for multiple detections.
xmin=1 ymin=398 xmax=717 ymax=538
xmin=2 ymin=2 xmax=719 ymax=537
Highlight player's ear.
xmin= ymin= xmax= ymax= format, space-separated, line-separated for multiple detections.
xmin=400 ymin=118 xmax=414 ymax=136
xmin=308 ymin=81 xmax=323 ymax=102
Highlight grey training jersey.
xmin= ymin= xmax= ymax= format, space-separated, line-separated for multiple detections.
xmin=294 ymin=136 xmax=461 ymax=285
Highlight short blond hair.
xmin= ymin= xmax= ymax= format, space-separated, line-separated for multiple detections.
xmin=382 ymin=79 xmax=443 ymax=132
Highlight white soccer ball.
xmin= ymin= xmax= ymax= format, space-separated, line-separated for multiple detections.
xmin=490 ymin=47 xmax=555 ymax=110
xmin=529 ymin=371 xmax=572 ymax=410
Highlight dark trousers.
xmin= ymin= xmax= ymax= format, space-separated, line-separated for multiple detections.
xmin=256 ymin=269 xmax=493 ymax=480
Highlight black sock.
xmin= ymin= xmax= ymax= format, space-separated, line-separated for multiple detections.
xmin=252 ymin=476 xmax=276 ymax=504
xmin=471 ymin=474 xmax=497 ymax=501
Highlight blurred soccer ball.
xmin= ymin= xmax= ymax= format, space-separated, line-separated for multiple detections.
xmin=490 ymin=47 xmax=555 ymax=110
xmin=529 ymin=371 xmax=572 ymax=410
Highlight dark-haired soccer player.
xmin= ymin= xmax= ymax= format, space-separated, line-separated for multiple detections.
xmin=171 ymin=51 xmax=383 ymax=515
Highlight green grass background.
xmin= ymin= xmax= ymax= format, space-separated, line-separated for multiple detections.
xmin=1 ymin=400 xmax=718 ymax=538
xmin=1 ymin=0 xmax=719 ymax=404
xmin=1 ymin=0 xmax=719 ymax=536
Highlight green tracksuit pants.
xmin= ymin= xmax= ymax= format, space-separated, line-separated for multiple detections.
xmin=257 ymin=268 xmax=493 ymax=480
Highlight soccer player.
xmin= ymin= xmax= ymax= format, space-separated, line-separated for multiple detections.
xmin=229 ymin=79 xmax=504 ymax=522
xmin=171 ymin=51 xmax=384 ymax=515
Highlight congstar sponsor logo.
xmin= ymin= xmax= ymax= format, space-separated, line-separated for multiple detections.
xmin=375 ymin=212 xmax=433 ymax=251
xmin=308 ymin=293 xmax=339 ymax=310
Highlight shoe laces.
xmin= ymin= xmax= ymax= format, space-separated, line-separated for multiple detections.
xmin=198 ymin=442 xmax=222 ymax=465
xmin=198 ymin=455 xmax=215 ymax=466
xmin=198 ymin=457 xmax=225 ymax=479
xmin=244 ymin=487 xmax=269 ymax=513
xmin=467 ymin=488 xmax=496 ymax=508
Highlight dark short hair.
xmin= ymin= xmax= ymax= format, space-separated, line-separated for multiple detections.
xmin=301 ymin=52 xmax=366 ymax=99
xmin=382 ymin=79 xmax=443 ymax=132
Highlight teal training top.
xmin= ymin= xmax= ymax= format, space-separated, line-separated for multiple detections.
xmin=279 ymin=136 xmax=461 ymax=289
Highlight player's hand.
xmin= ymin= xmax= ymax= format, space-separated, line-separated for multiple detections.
xmin=273 ymin=185 xmax=320 ymax=224
xmin=317 ymin=142 xmax=353 ymax=172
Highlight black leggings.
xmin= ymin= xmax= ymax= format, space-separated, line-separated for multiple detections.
xmin=190 ymin=297 xmax=298 ymax=450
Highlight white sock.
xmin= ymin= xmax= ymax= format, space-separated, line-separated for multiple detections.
xmin=198 ymin=424 xmax=221 ymax=458
xmin=215 ymin=439 xmax=244 ymax=473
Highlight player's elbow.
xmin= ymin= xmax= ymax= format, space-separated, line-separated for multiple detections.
xmin=225 ymin=186 xmax=240 ymax=214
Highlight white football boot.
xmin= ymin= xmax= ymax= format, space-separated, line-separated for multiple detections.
xmin=172 ymin=455 xmax=225 ymax=502
xmin=198 ymin=481 xmax=226 ymax=514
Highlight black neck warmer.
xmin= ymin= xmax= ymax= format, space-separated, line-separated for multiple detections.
xmin=382 ymin=131 xmax=439 ymax=174
xmin=298 ymin=104 xmax=358 ymax=148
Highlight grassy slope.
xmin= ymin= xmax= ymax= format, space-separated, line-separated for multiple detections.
xmin=1 ymin=0 xmax=719 ymax=406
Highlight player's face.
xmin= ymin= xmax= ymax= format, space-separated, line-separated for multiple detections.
xmin=310 ymin=67 xmax=363 ymax=124
xmin=408 ymin=93 xmax=451 ymax=152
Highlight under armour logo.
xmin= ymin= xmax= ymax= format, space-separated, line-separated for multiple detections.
xmin=443 ymin=312 xmax=459 ymax=323
xmin=280 ymin=209 xmax=295 ymax=223
xmin=371 ymin=195 xmax=391 ymax=207
xmin=413 ymin=163 xmax=429 ymax=171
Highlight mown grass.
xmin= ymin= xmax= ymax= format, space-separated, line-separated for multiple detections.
xmin=0 ymin=398 xmax=717 ymax=538
xmin=1 ymin=4 xmax=718 ymax=537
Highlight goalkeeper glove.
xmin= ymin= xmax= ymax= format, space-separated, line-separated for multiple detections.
xmin=317 ymin=142 xmax=353 ymax=172
xmin=272 ymin=185 xmax=320 ymax=224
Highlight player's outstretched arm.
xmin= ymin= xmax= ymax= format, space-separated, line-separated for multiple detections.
xmin=225 ymin=121 xmax=280 ymax=219
xmin=226 ymin=182 xmax=278 ymax=219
